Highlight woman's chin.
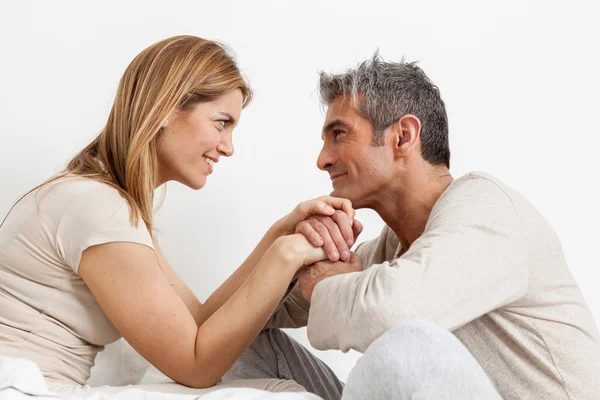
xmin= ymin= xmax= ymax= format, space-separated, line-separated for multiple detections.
xmin=190 ymin=180 xmax=207 ymax=190
xmin=180 ymin=175 xmax=207 ymax=190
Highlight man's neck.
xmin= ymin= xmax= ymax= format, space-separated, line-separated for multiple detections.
xmin=371 ymin=167 xmax=453 ymax=251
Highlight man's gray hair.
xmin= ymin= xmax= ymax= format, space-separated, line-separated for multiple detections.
xmin=318 ymin=52 xmax=450 ymax=168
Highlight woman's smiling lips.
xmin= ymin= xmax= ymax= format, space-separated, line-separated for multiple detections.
xmin=203 ymin=156 xmax=218 ymax=173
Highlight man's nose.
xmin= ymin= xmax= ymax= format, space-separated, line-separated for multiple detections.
xmin=317 ymin=145 xmax=335 ymax=171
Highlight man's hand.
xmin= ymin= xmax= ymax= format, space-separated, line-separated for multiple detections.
xmin=295 ymin=213 xmax=363 ymax=262
xmin=298 ymin=252 xmax=364 ymax=302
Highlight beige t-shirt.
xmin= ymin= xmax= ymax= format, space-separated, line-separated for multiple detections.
xmin=0 ymin=177 xmax=153 ymax=385
xmin=268 ymin=172 xmax=600 ymax=400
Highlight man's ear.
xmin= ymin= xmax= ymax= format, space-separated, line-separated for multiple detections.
xmin=386 ymin=114 xmax=421 ymax=159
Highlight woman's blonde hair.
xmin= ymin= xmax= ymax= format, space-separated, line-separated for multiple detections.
xmin=2 ymin=35 xmax=252 ymax=232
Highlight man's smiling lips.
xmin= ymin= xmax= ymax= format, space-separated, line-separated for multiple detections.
xmin=329 ymin=173 xmax=347 ymax=181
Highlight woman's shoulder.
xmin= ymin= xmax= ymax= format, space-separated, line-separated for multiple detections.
xmin=40 ymin=175 xmax=127 ymax=211
xmin=45 ymin=176 xmax=152 ymax=273
xmin=40 ymin=175 xmax=133 ymax=226
xmin=47 ymin=175 xmax=124 ymax=200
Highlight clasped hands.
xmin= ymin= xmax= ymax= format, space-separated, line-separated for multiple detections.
xmin=276 ymin=196 xmax=365 ymax=302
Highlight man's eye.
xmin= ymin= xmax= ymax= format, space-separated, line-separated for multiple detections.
xmin=333 ymin=129 xmax=344 ymax=136
xmin=219 ymin=120 xmax=226 ymax=128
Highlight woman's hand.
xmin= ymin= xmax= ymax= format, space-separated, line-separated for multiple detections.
xmin=273 ymin=196 xmax=356 ymax=260
xmin=275 ymin=196 xmax=354 ymax=235
xmin=271 ymin=233 xmax=329 ymax=272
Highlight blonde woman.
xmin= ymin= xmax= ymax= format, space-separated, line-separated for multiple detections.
xmin=0 ymin=36 xmax=362 ymax=399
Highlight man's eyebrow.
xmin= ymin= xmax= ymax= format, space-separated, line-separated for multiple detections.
xmin=321 ymin=119 xmax=352 ymax=140
xmin=217 ymin=111 xmax=236 ymax=124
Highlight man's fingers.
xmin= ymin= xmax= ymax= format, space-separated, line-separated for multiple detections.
xmin=349 ymin=252 xmax=364 ymax=272
xmin=332 ymin=210 xmax=355 ymax=248
xmin=295 ymin=221 xmax=323 ymax=247
xmin=352 ymin=219 xmax=364 ymax=242
xmin=298 ymin=265 xmax=322 ymax=283
xmin=311 ymin=221 xmax=339 ymax=261
xmin=318 ymin=216 xmax=350 ymax=261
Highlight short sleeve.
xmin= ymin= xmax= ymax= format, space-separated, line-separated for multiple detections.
xmin=55 ymin=182 xmax=154 ymax=274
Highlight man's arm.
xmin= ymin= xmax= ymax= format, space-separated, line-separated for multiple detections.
xmin=264 ymin=220 xmax=368 ymax=329
xmin=275 ymin=225 xmax=398 ymax=330
xmin=306 ymin=177 xmax=529 ymax=353
xmin=264 ymin=282 xmax=311 ymax=329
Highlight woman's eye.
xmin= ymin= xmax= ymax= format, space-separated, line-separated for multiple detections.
xmin=219 ymin=120 xmax=226 ymax=128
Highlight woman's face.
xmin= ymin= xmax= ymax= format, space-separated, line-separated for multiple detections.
xmin=156 ymin=89 xmax=243 ymax=189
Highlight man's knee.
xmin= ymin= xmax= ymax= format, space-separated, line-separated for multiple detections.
xmin=361 ymin=319 xmax=462 ymax=369
xmin=375 ymin=319 xmax=452 ymax=346
xmin=346 ymin=320 xmax=454 ymax=389
xmin=342 ymin=320 xmax=500 ymax=400
xmin=381 ymin=320 xmax=464 ymax=358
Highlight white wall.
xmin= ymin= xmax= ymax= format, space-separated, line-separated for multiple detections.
xmin=1 ymin=0 xmax=598 ymax=381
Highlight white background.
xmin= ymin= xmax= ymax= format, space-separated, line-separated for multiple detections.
xmin=1 ymin=0 xmax=598 ymax=382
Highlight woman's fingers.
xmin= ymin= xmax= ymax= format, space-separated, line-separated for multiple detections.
xmin=296 ymin=196 xmax=354 ymax=220
xmin=319 ymin=196 xmax=354 ymax=220
xmin=296 ymin=199 xmax=333 ymax=219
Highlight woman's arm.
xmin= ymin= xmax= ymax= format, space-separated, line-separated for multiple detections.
xmin=152 ymin=237 xmax=205 ymax=326
xmin=79 ymin=233 xmax=325 ymax=389
xmin=172 ymin=196 xmax=356 ymax=327
xmin=151 ymin=225 xmax=285 ymax=327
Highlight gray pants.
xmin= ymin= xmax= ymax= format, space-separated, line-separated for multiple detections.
xmin=223 ymin=320 xmax=501 ymax=400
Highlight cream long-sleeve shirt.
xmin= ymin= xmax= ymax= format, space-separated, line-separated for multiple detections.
xmin=267 ymin=172 xmax=600 ymax=400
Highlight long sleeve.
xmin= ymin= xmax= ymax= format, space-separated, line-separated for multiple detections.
xmin=306 ymin=175 xmax=529 ymax=352
xmin=264 ymin=282 xmax=311 ymax=329
xmin=263 ymin=233 xmax=385 ymax=330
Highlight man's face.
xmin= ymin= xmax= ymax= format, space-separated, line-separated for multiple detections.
xmin=317 ymin=97 xmax=392 ymax=208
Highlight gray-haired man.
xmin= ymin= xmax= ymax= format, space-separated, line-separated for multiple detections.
xmin=225 ymin=55 xmax=600 ymax=400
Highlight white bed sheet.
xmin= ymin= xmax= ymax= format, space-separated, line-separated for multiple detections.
xmin=0 ymin=356 xmax=321 ymax=400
